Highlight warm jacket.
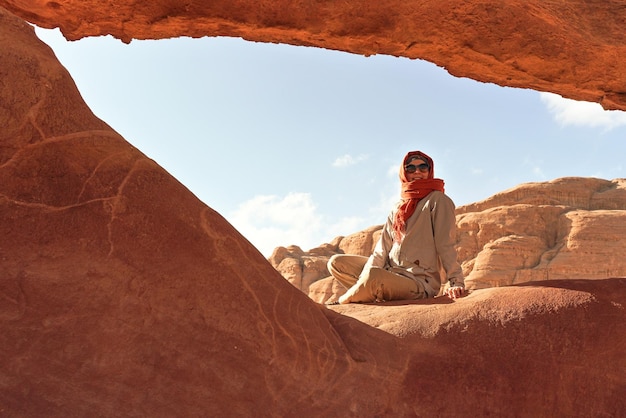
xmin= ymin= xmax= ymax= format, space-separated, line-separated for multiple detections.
xmin=361 ymin=190 xmax=465 ymax=297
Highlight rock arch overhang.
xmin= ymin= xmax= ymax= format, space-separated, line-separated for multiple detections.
xmin=2 ymin=0 xmax=626 ymax=111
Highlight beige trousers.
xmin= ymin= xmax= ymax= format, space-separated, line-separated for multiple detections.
xmin=328 ymin=254 xmax=426 ymax=303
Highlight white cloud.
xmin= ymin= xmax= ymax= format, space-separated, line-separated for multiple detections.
xmin=332 ymin=153 xmax=369 ymax=168
xmin=371 ymin=192 xmax=397 ymax=221
xmin=540 ymin=92 xmax=626 ymax=130
xmin=386 ymin=163 xmax=400 ymax=178
xmin=227 ymin=192 xmax=368 ymax=257
xmin=523 ymin=156 xmax=546 ymax=180
xmin=532 ymin=166 xmax=546 ymax=178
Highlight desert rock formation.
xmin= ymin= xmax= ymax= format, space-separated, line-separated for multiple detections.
xmin=2 ymin=2 xmax=626 ymax=417
xmin=274 ymin=177 xmax=626 ymax=301
xmin=0 ymin=10 xmax=360 ymax=416
xmin=269 ymin=225 xmax=382 ymax=292
xmin=458 ymin=177 xmax=626 ymax=287
xmin=1 ymin=0 xmax=626 ymax=111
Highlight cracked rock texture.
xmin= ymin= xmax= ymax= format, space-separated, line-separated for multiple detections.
xmin=1 ymin=3 xmax=626 ymax=417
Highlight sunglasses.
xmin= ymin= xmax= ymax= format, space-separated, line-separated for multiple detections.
xmin=404 ymin=163 xmax=430 ymax=173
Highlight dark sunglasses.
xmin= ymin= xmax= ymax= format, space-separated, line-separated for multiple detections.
xmin=404 ymin=163 xmax=430 ymax=173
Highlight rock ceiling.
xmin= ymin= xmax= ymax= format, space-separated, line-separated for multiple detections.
xmin=2 ymin=0 xmax=626 ymax=110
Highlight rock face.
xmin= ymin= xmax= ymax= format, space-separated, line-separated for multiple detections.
xmin=458 ymin=177 xmax=626 ymax=288
xmin=0 ymin=11 xmax=357 ymax=416
xmin=268 ymin=225 xmax=381 ymax=293
xmin=325 ymin=278 xmax=626 ymax=418
xmin=276 ymin=177 xmax=626 ymax=302
xmin=2 ymin=4 xmax=626 ymax=417
xmin=2 ymin=0 xmax=626 ymax=110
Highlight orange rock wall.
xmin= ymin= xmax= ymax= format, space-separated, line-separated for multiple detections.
xmin=0 ymin=10 xmax=375 ymax=415
xmin=2 ymin=0 xmax=626 ymax=110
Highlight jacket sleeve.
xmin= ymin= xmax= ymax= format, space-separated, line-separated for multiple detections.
xmin=432 ymin=194 xmax=465 ymax=288
xmin=361 ymin=212 xmax=394 ymax=273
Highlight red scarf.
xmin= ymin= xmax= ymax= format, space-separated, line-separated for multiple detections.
xmin=393 ymin=151 xmax=445 ymax=242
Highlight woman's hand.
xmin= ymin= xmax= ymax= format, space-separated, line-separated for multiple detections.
xmin=444 ymin=286 xmax=465 ymax=300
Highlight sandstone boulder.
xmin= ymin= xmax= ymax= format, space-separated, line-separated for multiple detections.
xmin=459 ymin=178 xmax=626 ymax=288
xmin=338 ymin=224 xmax=382 ymax=256
xmin=268 ymin=244 xmax=335 ymax=292
xmin=308 ymin=276 xmax=345 ymax=304
xmin=270 ymin=225 xmax=383 ymax=295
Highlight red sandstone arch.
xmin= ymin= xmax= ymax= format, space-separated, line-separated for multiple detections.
xmin=2 ymin=0 xmax=626 ymax=110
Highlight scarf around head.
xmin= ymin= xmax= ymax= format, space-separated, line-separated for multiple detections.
xmin=393 ymin=151 xmax=445 ymax=242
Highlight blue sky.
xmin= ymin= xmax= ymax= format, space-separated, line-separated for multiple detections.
xmin=35 ymin=27 xmax=626 ymax=257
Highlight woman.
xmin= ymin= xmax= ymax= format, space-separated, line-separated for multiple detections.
xmin=327 ymin=150 xmax=465 ymax=304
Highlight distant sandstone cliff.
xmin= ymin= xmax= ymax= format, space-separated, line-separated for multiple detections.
xmin=269 ymin=177 xmax=626 ymax=301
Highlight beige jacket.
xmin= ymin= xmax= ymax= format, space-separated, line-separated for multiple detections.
xmin=362 ymin=190 xmax=464 ymax=297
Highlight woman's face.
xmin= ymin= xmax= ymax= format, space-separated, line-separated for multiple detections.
xmin=405 ymin=157 xmax=430 ymax=181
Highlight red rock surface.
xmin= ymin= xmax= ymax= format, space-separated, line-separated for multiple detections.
xmin=2 ymin=0 xmax=626 ymax=110
xmin=1 ymin=4 xmax=626 ymax=417
xmin=0 ymin=10 xmax=362 ymax=416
